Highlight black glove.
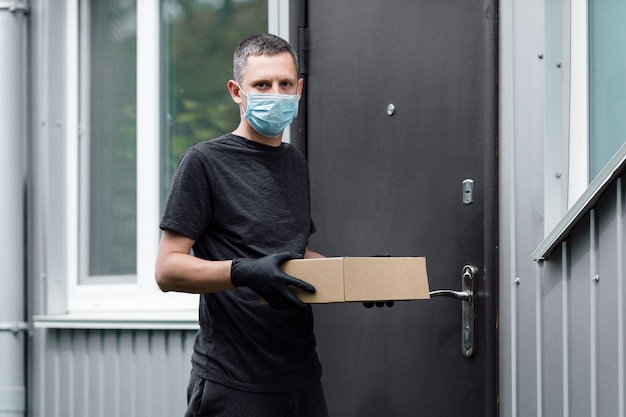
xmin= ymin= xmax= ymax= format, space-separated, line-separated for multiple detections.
xmin=363 ymin=301 xmax=395 ymax=308
xmin=363 ymin=252 xmax=395 ymax=308
xmin=231 ymin=252 xmax=315 ymax=309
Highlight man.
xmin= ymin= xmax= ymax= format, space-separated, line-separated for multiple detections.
xmin=155 ymin=33 xmax=329 ymax=417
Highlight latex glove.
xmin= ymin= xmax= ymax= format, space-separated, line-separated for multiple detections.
xmin=363 ymin=301 xmax=395 ymax=308
xmin=231 ymin=252 xmax=315 ymax=309
xmin=363 ymin=252 xmax=395 ymax=308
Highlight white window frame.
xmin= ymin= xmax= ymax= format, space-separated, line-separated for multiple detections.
xmin=568 ymin=0 xmax=589 ymax=208
xmin=62 ymin=0 xmax=289 ymax=314
xmin=66 ymin=0 xmax=195 ymax=312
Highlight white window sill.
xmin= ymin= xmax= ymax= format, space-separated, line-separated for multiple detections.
xmin=33 ymin=310 xmax=199 ymax=330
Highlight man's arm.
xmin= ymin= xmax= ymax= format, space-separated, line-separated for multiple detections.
xmin=155 ymin=229 xmax=233 ymax=294
xmin=155 ymin=229 xmax=318 ymax=308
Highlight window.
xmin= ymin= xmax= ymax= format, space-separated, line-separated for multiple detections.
xmin=539 ymin=0 xmax=626 ymax=244
xmin=545 ymin=0 xmax=626 ymax=228
xmin=589 ymin=0 xmax=626 ymax=180
xmin=533 ymin=0 xmax=626 ymax=258
xmin=79 ymin=0 xmax=138 ymax=285
xmin=63 ymin=0 xmax=278 ymax=313
xmin=569 ymin=0 xmax=626 ymax=199
xmin=162 ymin=0 xmax=268 ymax=204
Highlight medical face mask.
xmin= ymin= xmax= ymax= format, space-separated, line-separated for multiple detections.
xmin=239 ymin=88 xmax=300 ymax=137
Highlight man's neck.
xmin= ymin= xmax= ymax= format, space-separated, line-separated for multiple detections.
xmin=232 ymin=123 xmax=283 ymax=147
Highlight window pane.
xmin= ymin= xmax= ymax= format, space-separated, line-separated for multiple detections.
xmin=161 ymin=0 xmax=268 ymax=204
xmin=81 ymin=0 xmax=137 ymax=281
xmin=589 ymin=0 xmax=626 ymax=180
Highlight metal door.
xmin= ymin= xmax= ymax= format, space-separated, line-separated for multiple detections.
xmin=291 ymin=0 xmax=498 ymax=415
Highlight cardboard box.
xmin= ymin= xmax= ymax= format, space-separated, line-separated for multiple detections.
xmin=282 ymin=257 xmax=430 ymax=303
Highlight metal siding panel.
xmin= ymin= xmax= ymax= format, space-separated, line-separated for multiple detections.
xmin=75 ymin=330 xmax=90 ymax=417
xmin=58 ymin=330 xmax=76 ymax=417
xmin=88 ymin=330 xmax=105 ymax=417
xmin=531 ymin=176 xmax=626 ymax=417
xmin=568 ymin=214 xmax=592 ymax=417
xmin=517 ymin=235 xmax=540 ymax=417
xmin=31 ymin=328 xmax=47 ymax=417
xmin=134 ymin=330 xmax=152 ymax=416
xmin=498 ymin=2 xmax=626 ymax=416
xmin=621 ymin=177 xmax=626 ymax=417
xmin=561 ymin=244 xmax=571 ymax=417
xmin=46 ymin=330 xmax=60 ymax=417
xmin=102 ymin=331 xmax=120 ymax=417
xmin=170 ymin=330 xmax=194 ymax=414
xmin=535 ymin=263 xmax=544 ymax=417
xmin=590 ymin=210 xmax=598 ymax=417
xmin=497 ymin=0 xmax=516 ymax=413
xmin=118 ymin=331 xmax=136 ymax=417
xmin=150 ymin=331 xmax=170 ymax=416
xmin=596 ymin=183 xmax=621 ymax=417
xmin=138 ymin=330 xmax=158 ymax=416
xmin=499 ymin=0 xmax=547 ymax=414
xmin=541 ymin=248 xmax=565 ymax=417
xmin=34 ymin=329 xmax=194 ymax=417
xmin=61 ymin=330 xmax=73 ymax=416
xmin=42 ymin=0 xmax=70 ymax=315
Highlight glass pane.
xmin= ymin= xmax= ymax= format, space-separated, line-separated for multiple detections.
xmin=589 ymin=0 xmax=626 ymax=180
xmin=81 ymin=0 xmax=137 ymax=281
xmin=161 ymin=0 xmax=268 ymax=204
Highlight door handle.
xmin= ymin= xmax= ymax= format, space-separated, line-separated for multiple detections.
xmin=429 ymin=264 xmax=477 ymax=357
xmin=429 ymin=289 xmax=471 ymax=301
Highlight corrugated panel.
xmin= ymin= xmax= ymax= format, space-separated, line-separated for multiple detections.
xmin=506 ymin=173 xmax=626 ymax=417
xmin=568 ymin=212 xmax=593 ymax=417
xmin=595 ymin=182 xmax=621 ymax=417
xmin=540 ymin=245 xmax=566 ymax=417
xmin=499 ymin=1 xmax=626 ymax=415
xmin=555 ymin=179 xmax=626 ymax=417
xmin=33 ymin=329 xmax=195 ymax=417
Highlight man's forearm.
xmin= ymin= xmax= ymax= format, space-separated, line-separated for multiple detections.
xmin=155 ymin=254 xmax=234 ymax=294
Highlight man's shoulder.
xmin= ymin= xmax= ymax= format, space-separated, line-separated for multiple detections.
xmin=191 ymin=134 xmax=236 ymax=151
xmin=182 ymin=134 xmax=240 ymax=163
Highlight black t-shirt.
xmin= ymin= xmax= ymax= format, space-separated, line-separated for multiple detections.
xmin=160 ymin=134 xmax=322 ymax=393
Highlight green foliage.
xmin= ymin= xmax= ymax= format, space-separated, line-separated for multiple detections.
xmin=165 ymin=0 xmax=268 ymax=174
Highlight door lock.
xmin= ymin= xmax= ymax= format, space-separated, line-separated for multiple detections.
xmin=462 ymin=179 xmax=474 ymax=205
xmin=429 ymin=264 xmax=477 ymax=357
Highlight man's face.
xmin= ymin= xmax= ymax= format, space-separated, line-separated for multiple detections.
xmin=239 ymin=52 xmax=302 ymax=101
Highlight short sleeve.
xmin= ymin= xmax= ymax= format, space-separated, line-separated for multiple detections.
xmin=159 ymin=148 xmax=214 ymax=240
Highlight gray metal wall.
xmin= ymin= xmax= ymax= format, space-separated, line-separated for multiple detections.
xmin=0 ymin=2 xmax=28 ymax=416
xmin=31 ymin=328 xmax=195 ymax=417
xmin=500 ymin=173 xmax=626 ymax=417
xmin=499 ymin=0 xmax=626 ymax=415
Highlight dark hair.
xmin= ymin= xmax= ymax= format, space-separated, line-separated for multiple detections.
xmin=233 ymin=33 xmax=299 ymax=83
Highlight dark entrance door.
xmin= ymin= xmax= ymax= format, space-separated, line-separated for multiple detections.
xmin=292 ymin=1 xmax=498 ymax=416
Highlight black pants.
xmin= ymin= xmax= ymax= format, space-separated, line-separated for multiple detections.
xmin=184 ymin=373 xmax=329 ymax=417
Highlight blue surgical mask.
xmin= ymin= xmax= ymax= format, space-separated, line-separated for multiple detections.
xmin=240 ymin=87 xmax=300 ymax=137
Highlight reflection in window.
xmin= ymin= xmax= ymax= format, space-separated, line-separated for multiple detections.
xmin=80 ymin=0 xmax=137 ymax=283
xmin=161 ymin=0 xmax=268 ymax=206
xmin=77 ymin=0 xmax=268 ymax=284
xmin=589 ymin=0 xmax=626 ymax=180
